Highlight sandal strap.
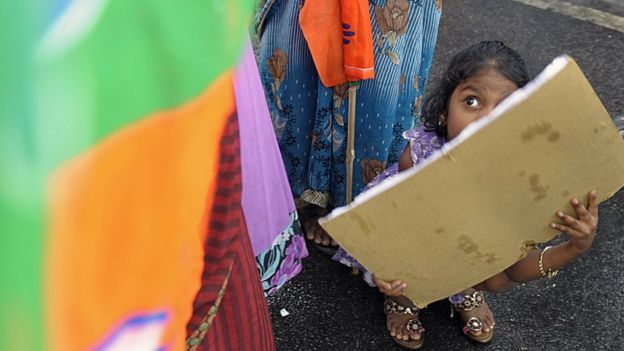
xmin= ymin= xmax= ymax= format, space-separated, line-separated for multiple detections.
xmin=463 ymin=317 xmax=484 ymax=334
xmin=451 ymin=290 xmax=485 ymax=312
xmin=406 ymin=319 xmax=425 ymax=335
xmin=384 ymin=300 xmax=420 ymax=316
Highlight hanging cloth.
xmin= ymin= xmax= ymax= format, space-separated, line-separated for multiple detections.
xmin=299 ymin=0 xmax=375 ymax=87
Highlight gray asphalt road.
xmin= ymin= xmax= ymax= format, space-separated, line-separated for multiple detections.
xmin=266 ymin=1 xmax=624 ymax=350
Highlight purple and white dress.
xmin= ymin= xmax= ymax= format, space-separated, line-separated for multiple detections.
xmin=332 ymin=126 xmax=445 ymax=286
xmin=235 ymin=36 xmax=309 ymax=296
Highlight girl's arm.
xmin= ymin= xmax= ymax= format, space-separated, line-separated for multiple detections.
xmin=398 ymin=144 xmax=413 ymax=172
xmin=477 ymin=191 xmax=598 ymax=293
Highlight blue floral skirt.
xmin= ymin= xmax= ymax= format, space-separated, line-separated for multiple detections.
xmin=255 ymin=0 xmax=442 ymax=208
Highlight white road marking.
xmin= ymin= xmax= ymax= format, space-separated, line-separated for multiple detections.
xmin=510 ymin=0 xmax=624 ymax=32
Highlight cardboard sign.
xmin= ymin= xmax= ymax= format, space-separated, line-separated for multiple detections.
xmin=320 ymin=56 xmax=624 ymax=307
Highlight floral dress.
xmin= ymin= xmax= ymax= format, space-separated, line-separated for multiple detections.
xmin=255 ymin=0 xmax=443 ymax=209
xmin=332 ymin=126 xmax=445 ymax=285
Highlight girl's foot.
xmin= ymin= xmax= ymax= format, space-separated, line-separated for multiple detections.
xmin=451 ymin=289 xmax=495 ymax=343
xmin=384 ymin=298 xmax=425 ymax=349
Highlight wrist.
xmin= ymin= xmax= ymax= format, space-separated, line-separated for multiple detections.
xmin=538 ymin=246 xmax=558 ymax=280
xmin=563 ymin=240 xmax=587 ymax=256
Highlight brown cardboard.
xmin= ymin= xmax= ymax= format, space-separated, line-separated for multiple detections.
xmin=319 ymin=56 xmax=624 ymax=307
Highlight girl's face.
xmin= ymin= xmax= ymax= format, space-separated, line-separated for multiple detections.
xmin=444 ymin=69 xmax=519 ymax=140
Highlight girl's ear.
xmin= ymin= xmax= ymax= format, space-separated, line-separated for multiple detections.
xmin=439 ymin=114 xmax=447 ymax=126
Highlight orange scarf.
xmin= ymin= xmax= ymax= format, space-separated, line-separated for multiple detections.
xmin=299 ymin=0 xmax=375 ymax=87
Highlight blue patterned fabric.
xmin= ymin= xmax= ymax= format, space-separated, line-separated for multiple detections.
xmin=255 ymin=0 xmax=442 ymax=208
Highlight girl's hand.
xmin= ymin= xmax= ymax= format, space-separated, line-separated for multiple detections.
xmin=373 ymin=276 xmax=407 ymax=296
xmin=550 ymin=190 xmax=598 ymax=254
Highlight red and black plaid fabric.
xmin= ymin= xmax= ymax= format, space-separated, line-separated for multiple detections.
xmin=186 ymin=113 xmax=275 ymax=350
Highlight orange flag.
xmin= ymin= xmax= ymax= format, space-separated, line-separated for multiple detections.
xmin=47 ymin=73 xmax=236 ymax=351
xmin=299 ymin=0 xmax=375 ymax=87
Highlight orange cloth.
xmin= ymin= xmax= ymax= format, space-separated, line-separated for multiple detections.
xmin=46 ymin=72 xmax=235 ymax=351
xmin=299 ymin=0 xmax=375 ymax=87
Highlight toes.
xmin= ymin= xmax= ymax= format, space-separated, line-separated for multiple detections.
xmin=488 ymin=311 xmax=496 ymax=327
xmin=313 ymin=230 xmax=323 ymax=244
xmin=321 ymin=233 xmax=330 ymax=246
xmin=483 ymin=318 xmax=491 ymax=333
xmin=482 ymin=306 xmax=495 ymax=332
xmin=387 ymin=317 xmax=399 ymax=336
xmin=485 ymin=315 xmax=495 ymax=332
xmin=305 ymin=228 xmax=314 ymax=240
xmin=387 ymin=316 xmax=421 ymax=342
xmin=480 ymin=317 xmax=490 ymax=333
xmin=389 ymin=318 xmax=401 ymax=332
xmin=392 ymin=326 xmax=402 ymax=339
xmin=306 ymin=219 xmax=335 ymax=247
xmin=409 ymin=331 xmax=422 ymax=341
xmin=304 ymin=220 xmax=315 ymax=240
xmin=386 ymin=319 xmax=393 ymax=334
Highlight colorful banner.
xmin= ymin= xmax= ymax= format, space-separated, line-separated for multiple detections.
xmin=1 ymin=1 xmax=254 ymax=349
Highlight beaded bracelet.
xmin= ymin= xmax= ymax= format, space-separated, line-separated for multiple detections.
xmin=538 ymin=246 xmax=559 ymax=280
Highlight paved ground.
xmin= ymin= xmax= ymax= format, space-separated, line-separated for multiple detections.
xmin=266 ymin=1 xmax=624 ymax=350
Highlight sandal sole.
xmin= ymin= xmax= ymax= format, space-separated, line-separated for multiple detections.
xmin=465 ymin=330 xmax=494 ymax=344
xmin=392 ymin=337 xmax=424 ymax=350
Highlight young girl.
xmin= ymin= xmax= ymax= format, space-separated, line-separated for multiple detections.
xmin=332 ymin=41 xmax=598 ymax=349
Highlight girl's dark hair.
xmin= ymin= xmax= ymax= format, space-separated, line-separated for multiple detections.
xmin=420 ymin=41 xmax=530 ymax=137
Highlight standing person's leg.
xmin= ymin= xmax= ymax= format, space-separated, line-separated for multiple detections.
xmin=256 ymin=0 xmax=442 ymax=252
xmin=256 ymin=0 xmax=338 ymax=250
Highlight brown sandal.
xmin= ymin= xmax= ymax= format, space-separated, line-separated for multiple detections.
xmin=384 ymin=300 xmax=425 ymax=349
xmin=450 ymin=291 xmax=494 ymax=344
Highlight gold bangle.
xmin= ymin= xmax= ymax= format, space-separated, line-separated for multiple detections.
xmin=538 ymin=246 xmax=559 ymax=280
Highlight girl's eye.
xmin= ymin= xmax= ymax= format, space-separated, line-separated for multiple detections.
xmin=465 ymin=96 xmax=480 ymax=108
